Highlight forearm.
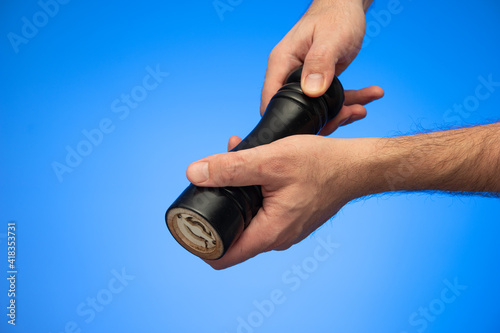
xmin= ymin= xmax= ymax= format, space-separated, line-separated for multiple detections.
xmin=356 ymin=123 xmax=500 ymax=197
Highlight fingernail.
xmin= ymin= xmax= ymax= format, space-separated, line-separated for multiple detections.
xmin=304 ymin=73 xmax=324 ymax=93
xmin=188 ymin=162 xmax=209 ymax=183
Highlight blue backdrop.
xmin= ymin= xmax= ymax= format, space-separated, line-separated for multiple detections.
xmin=1 ymin=0 xmax=499 ymax=332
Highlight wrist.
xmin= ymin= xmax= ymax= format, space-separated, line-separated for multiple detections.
xmin=348 ymin=137 xmax=388 ymax=198
xmin=324 ymin=137 xmax=385 ymax=201
xmin=327 ymin=135 xmax=428 ymax=200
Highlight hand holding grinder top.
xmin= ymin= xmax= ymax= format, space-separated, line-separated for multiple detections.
xmin=165 ymin=67 xmax=345 ymax=260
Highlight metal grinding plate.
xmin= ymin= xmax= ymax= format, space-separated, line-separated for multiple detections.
xmin=166 ymin=207 xmax=224 ymax=260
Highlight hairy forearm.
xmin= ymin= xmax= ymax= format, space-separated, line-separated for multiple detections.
xmin=357 ymin=123 xmax=500 ymax=197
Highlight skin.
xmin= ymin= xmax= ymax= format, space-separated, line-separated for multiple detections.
xmin=261 ymin=0 xmax=374 ymax=135
xmin=187 ymin=123 xmax=500 ymax=269
xmin=184 ymin=0 xmax=499 ymax=269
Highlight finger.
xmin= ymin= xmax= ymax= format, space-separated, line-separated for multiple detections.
xmin=318 ymin=86 xmax=384 ymax=136
xmin=338 ymin=104 xmax=368 ymax=126
xmin=318 ymin=104 xmax=366 ymax=135
xmin=301 ymin=31 xmax=339 ymax=97
xmin=344 ymin=86 xmax=384 ymax=106
xmin=203 ymin=211 xmax=273 ymax=269
xmin=261 ymin=47 xmax=303 ymax=115
xmin=186 ymin=146 xmax=277 ymax=187
xmin=227 ymin=135 xmax=242 ymax=151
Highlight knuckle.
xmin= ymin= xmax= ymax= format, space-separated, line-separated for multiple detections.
xmin=264 ymin=142 xmax=303 ymax=179
xmin=216 ymin=153 xmax=246 ymax=185
xmin=306 ymin=45 xmax=334 ymax=68
xmin=268 ymin=44 xmax=284 ymax=61
xmin=261 ymin=158 xmax=289 ymax=182
xmin=310 ymin=45 xmax=330 ymax=58
xmin=267 ymin=49 xmax=281 ymax=66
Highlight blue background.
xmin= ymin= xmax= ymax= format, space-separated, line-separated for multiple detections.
xmin=1 ymin=0 xmax=499 ymax=332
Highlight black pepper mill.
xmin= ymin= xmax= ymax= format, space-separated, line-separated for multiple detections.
xmin=166 ymin=67 xmax=345 ymax=260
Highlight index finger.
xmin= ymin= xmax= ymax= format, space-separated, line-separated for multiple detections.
xmin=260 ymin=49 xmax=302 ymax=115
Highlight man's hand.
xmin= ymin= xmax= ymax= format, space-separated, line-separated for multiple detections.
xmin=187 ymin=135 xmax=373 ymax=270
xmin=186 ymin=123 xmax=500 ymax=269
xmin=261 ymin=0 xmax=373 ymax=121
xmin=184 ymin=83 xmax=383 ymax=269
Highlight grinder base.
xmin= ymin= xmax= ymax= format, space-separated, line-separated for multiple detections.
xmin=166 ymin=207 xmax=224 ymax=260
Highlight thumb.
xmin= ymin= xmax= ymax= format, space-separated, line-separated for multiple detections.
xmin=301 ymin=33 xmax=338 ymax=97
xmin=186 ymin=148 xmax=269 ymax=187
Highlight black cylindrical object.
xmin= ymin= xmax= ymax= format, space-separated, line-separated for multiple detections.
xmin=166 ymin=67 xmax=345 ymax=260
